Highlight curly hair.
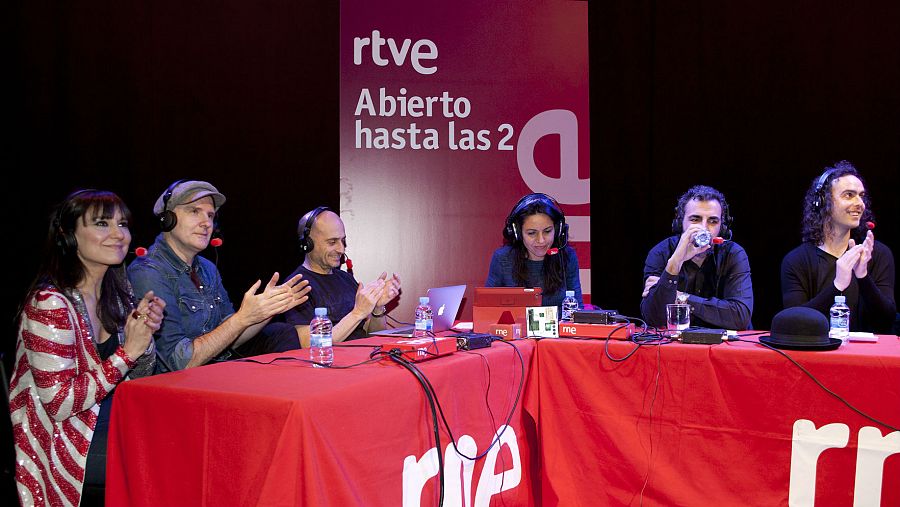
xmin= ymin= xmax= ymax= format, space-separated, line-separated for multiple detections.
xmin=801 ymin=161 xmax=873 ymax=245
xmin=672 ymin=185 xmax=730 ymax=233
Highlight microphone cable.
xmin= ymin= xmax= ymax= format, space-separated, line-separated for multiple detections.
xmin=387 ymin=350 xmax=446 ymax=507
xmin=735 ymin=338 xmax=898 ymax=432
xmin=638 ymin=341 xmax=664 ymax=507
xmin=423 ymin=339 xmax=525 ymax=461
xmin=599 ymin=315 xmax=674 ymax=363
xmin=384 ymin=339 xmax=527 ymax=506
xmin=385 ymin=314 xmax=413 ymax=328
xmin=382 ymin=339 xmax=526 ymax=461
xmin=234 ymin=353 xmax=384 ymax=369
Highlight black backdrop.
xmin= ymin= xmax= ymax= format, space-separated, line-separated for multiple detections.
xmin=589 ymin=2 xmax=899 ymax=327
xmin=5 ymin=1 xmax=900 ymax=502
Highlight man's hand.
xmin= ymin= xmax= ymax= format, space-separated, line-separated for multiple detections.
xmin=375 ymin=272 xmax=402 ymax=307
xmin=281 ymin=273 xmax=312 ymax=308
xmin=642 ymin=276 xmax=660 ymax=297
xmin=666 ymin=225 xmax=711 ymax=276
xmin=852 ymin=230 xmax=874 ymax=279
xmin=236 ymin=273 xmax=311 ymax=327
xmin=834 ymin=243 xmax=864 ymax=291
xmin=351 ymin=277 xmax=386 ymax=319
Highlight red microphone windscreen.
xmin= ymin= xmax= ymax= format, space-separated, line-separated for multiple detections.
xmin=712 ymin=237 xmax=725 ymax=245
xmin=210 ymin=238 xmax=223 ymax=247
xmin=547 ymin=248 xmax=559 ymax=255
xmin=866 ymin=221 xmax=876 ymax=230
xmin=345 ymin=258 xmax=353 ymax=269
xmin=135 ymin=247 xmax=148 ymax=257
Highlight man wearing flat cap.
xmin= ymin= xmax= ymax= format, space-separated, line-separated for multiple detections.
xmin=129 ymin=180 xmax=310 ymax=373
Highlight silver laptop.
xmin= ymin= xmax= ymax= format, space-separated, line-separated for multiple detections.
xmin=370 ymin=284 xmax=466 ymax=338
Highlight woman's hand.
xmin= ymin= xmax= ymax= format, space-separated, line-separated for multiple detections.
xmin=123 ymin=291 xmax=165 ymax=361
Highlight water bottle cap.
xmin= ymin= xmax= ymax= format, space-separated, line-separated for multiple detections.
xmin=314 ymin=307 xmax=328 ymax=316
xmin=565 ymin=290 xmax=575 ymax=297
xmin=834 ymin=295 xmax=846 ymax=304
xmin=419 ymin=296 xmax=430 ymax=304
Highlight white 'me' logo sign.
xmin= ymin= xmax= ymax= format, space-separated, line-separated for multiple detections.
xmin=790 ymin=419 xmax=899 ymax=506
xmin=402 ymin=425 xmax=521 ymax=507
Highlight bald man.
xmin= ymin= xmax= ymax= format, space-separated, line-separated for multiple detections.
xmin=285 ymin=207 xmax=401 ymax=346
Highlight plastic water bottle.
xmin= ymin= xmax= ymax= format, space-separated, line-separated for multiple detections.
xmin=692 ymin=229 xmax=712 ymax=248
xmin=562 ymin=290 xmax=579 ymax=322
xmin=309 ymin=307 xmax=333 ymax=367
xmin=828 ymin=295 xmax=850 ymax=344
xmin=414 ymin=297 xmax=433 ymax=338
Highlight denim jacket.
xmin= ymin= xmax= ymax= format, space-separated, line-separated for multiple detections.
xmin=127 ymin=234 xmax=235 ymax=373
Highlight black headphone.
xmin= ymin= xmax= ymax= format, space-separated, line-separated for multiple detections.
xmin=811 ymin=168 xmax=836 ymax=211
xmin=298 ymin=206 xmax=332 ymax=253
xmin=157 ymin=179 xmax=188 ymax=232
xmin=54 ymin=189 xmax=98 ymax=254
xmin=503 ymin=193 xmax=569 ymax=248
xmin=672 ymin=197 xmax=734 ymax=241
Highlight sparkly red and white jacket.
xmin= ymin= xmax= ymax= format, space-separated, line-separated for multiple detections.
xmin=8 ymin=288 xmax=141 ymax=507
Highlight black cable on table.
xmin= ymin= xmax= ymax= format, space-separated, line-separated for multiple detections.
xmin=736 ymin=338 xmax=898 ymax=432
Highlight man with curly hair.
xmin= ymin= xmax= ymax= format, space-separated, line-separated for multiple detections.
xmin=781 ymin=161 xmax=896 ymax=333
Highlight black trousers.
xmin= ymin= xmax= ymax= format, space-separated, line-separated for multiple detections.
xmin=82 ymin=393 xmax=114 ymax=507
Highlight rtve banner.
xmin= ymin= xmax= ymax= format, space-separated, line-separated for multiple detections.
xmin=340 ymin=1 xmax=589 ymax=319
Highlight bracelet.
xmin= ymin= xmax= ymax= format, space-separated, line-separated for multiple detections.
xmin=371 ymin=306 xmax=387 ymax=318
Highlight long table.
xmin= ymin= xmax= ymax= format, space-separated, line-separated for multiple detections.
xmin=106 ymin=334 xmax=900 ymax=506
xmin=106 ymin=338 xmax=537 ymax=506
xmin=526 ymin=336 xmax=900 ymax=506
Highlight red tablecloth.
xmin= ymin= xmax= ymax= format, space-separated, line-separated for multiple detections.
xmin=107 ymin=338 xmax=537 ymax=506
xmin=525 ymin=336 xmax=900 ymax=506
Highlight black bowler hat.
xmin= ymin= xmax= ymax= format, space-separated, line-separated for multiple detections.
xmin=759 ymin=307 xmax=842 ymax=351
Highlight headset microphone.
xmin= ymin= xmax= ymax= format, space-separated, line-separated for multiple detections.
xmin=341 ymin=254 xmax=354 ymax=275
xmin=134 ymin=247 xmax=148 ymax=257
xmin=210 ymin=238 xmax=223 ymax=247
xmin=547 ymin=248 xmax=559 ymax=255
xmin=866 ymin=221 xmax=876 ymax=230
xmin=712 ymin=237 xmax=726 ymax=245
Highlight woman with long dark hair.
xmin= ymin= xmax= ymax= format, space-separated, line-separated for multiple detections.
xmin=781 ymin=161 xmax=895 ymax=332
xmin=486 ymin=193 xmax=581 ymax=309
xmin=9 ymin=189 xmax=164 ymax=506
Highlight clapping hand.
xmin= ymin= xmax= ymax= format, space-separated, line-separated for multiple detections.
xmin=353 ymin=277 xmax=387 ymax=317
xmin=238 ymin=273 xmax=311 ymax=326
xmin=375 ymin=272 xmax=401 ymax=307
xmin=123 ymin=291 xmax=166 ymax=360
xmin=852 ymin=230 xmax=875 ymax=279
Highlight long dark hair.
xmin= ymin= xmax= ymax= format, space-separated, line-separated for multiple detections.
xmin=504 ymin=197 xmax=567 ymax=295
xmin=801 ymin=161 xmax=873 ymax=245
xmin=21 ymin=190 xmax=134 ymax=334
